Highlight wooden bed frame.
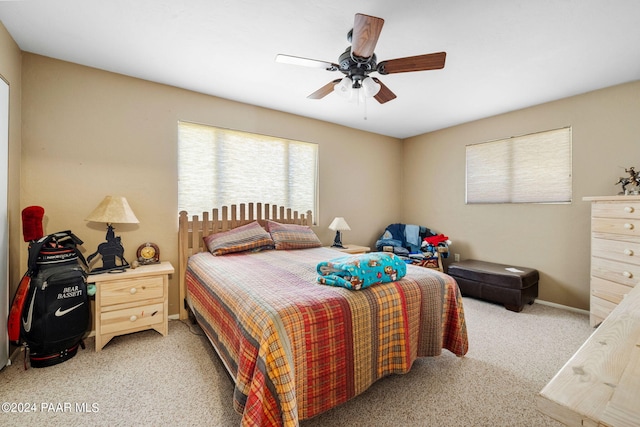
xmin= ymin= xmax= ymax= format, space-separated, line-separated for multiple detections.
xmin=177 ymin=202 xmax=468 ymax=425
xmin=178 ymin=202 xmax=313 ymax=320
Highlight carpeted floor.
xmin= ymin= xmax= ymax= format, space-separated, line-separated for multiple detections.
xmin=0 ymin=297 xmax=593 ymax=427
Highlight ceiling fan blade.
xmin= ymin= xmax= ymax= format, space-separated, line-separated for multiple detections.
xmin=351 ymin=13 xmax=384 ymax=60
xmin=307 ymin=79 xmax=342 ymax=99
xmin=371 ymin=78 xmax=397 ymax=104
xmin=275 ymin=54 xmax=338 ymax=71
xmin=377 ymin=52 xmax=446 ymax=75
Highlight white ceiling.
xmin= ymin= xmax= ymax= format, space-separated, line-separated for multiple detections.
xmin=1 ymin=0 xmax=639 ymax=139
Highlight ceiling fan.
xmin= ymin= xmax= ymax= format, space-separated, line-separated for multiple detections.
xmin=275 ymin=13 xmax=446 ymax=104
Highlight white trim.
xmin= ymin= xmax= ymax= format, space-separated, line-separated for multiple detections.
xmin=535 ymin=299 xmax=589 ymax=316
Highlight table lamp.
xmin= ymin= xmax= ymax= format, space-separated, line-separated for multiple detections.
xmin=85 ymin=196 xmax=139 ymax=273
xmin=328 ymin=217 xmax=351 ymax=249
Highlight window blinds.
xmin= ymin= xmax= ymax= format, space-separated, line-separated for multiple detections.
xmin=466 ymin=127 xmax=572 ymax=204
xmin=178 ymin=122 xmax=318 ymax=219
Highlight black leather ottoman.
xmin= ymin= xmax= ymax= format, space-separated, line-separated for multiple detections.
xmin=448 ymin=259 xmax=539 ymax=312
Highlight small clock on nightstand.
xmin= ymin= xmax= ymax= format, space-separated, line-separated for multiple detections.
xmin=137 ymin=242 xmax=160 ymax=265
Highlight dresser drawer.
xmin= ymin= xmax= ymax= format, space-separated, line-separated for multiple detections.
xmin=100 ymin=276 xmax=164 ymax=306
xmin=591 ymin=276 xmax=633 ymax=304
xmin=591 ymin=237 xmax=640 ymax=266
xmin=591 ymin=256 xmax=640 ymax=286
xmin=590 ymin=294 xmax=616 ymax=326
xmin=592 ymin=201 xmax=640 ymax=219
xmin=592 ymin=217 xmax=639 ymax=237
xmin=100 ymin=302 xmax=164 ymax=335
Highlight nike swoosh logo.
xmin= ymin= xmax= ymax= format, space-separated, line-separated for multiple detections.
xmin=55 ymin=302 xmax=85 ymax=317
xmin=22 ymin=290 xmax=37 ymax=333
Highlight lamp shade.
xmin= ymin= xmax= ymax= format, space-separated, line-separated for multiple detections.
xmin=328 ymin=217 xmax=351 ymax=231
xmin=85 ymin=196 xmax=139 ymax=224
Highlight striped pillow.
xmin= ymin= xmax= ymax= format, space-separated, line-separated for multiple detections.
xmin=204 ymin=221 xmax=274 ymax=255
xmin=267 ymin=220 xmax=322 ymax=250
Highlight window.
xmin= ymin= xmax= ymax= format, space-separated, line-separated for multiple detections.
xmin=178 ymin=121 xmax=318 ymax=220
xmin=466 ymin=127 xmax=572 ymax=204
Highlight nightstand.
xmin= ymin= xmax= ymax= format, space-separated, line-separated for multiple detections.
xmin=330 ymin=244 xmax=371 ymax=254
xmin=90 ymin=261 xmax=174 ymax=351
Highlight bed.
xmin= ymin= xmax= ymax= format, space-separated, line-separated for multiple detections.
xmin=178 ymin=203 xmax=468 ymax=427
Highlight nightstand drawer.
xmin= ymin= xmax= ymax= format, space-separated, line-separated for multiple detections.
xmin=100 ymin=276 xmax=164 ymax=306
xmin=100 ymin=302 xmax=164 ymax=335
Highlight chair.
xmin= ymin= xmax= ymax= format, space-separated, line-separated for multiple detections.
xmin=375 ymin=223 xmax=449 ymax=272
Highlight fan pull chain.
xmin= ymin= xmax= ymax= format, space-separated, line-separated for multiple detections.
xmin=362 ymin=91 xmax=368 ymax=120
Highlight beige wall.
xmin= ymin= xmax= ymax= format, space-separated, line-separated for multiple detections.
xmin=402 ymin=81 xmax=640 ymax=310
xmin=0 ymin=23 xmax=22 ymax=297
xmin=20 ymin=53 xmax=403 ymax=317
xmin=15 ymin=40 xmax=640 ymax=314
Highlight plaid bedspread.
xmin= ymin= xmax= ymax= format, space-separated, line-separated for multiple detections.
xmin=186 ymin=247 xmax=468 ymax=427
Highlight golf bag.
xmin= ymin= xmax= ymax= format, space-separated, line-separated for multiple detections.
xmin=16 ymin=230 xmax=90 ymax=368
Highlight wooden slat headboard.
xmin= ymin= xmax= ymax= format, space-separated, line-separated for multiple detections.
xmin=178 ymin=202 xmax=313 ymax=319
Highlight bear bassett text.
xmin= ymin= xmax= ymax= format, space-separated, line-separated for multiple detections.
xmin=57 ymin=285 xmax=83 ymax=299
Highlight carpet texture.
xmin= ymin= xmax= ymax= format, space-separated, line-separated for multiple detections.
xmin=0 ymin=297 xmax=593 ymax=426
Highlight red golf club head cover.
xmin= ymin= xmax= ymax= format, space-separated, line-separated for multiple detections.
xmin=22 ymin=205 xmax=45 ymax=242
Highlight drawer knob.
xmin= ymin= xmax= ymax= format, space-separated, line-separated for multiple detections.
xmin=624 ymin=223 xmax=634 ymax=230
xmin=624 ymin=206 xmax=635 ymax=213
xmin=623 ymin=271 xmax=633 ymax=279
xmin=130 ymin=315 xmax=138 ymax=322
xmin=129 ymin=288 xmax=137 ymax=295
xmin=624 ymin=249 xmax=634 ymax=256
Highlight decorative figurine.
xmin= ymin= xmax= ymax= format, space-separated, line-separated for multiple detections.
xmin=86 ymin=225 xmax=130 ymax=273
xmin=615 ymin=167 xmax=640 ymax=195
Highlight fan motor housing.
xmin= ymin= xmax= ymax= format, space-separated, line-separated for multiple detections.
xmin=338 ymin=47 xmax=377 ymax=78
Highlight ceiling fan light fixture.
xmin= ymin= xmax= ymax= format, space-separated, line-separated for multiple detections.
xmin=361 ymin=76 xmax=381 ymax=97
xmin=334 ymin=76 xmax=353 ymax=98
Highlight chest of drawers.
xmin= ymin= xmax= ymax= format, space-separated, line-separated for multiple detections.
xmin=584 ymin=196 xmax=640 ymax=326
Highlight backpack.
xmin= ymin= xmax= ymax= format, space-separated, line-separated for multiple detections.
xmin=10 ymin=230 xmax=90 ymax=368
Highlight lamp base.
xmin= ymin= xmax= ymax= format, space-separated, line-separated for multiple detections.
xmin=331 ymin=231 xmax=345 ymax=249
xmin=86 ymin=224 xmax=131 ymax=274
xmin=88 ymin=263 xmax=130 ymax=275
